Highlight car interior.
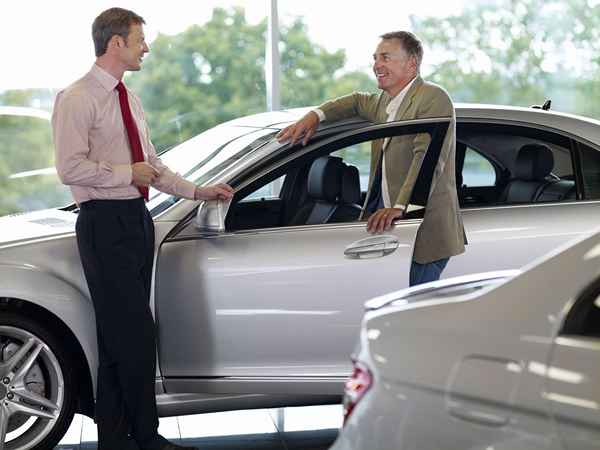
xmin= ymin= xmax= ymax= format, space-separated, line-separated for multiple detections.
xmin=225 ymin=122 xmax=586 ymax=232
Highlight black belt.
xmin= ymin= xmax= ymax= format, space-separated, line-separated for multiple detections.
xmin=79 ymin=197 xmax=145 ymax=214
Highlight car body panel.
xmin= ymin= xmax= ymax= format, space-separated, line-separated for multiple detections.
xmin=332 ymin=229 xmax=600 ymax=449
xmin=446 ymin=201 xmax=600 ymax=278
xmin=156 ymin=221 xmax=420 ymax=380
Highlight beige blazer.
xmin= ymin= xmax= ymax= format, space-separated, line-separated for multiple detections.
xmin=319 ymin=77 xmax=466 ymax=263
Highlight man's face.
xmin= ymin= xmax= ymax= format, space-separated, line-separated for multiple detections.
xmin=372 ymin=38 xmax=417 ymax=97
xmin=119 ymin=23 xmax=149 ymax=71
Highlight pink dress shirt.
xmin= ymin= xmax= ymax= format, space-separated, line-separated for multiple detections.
xmin=52 ymin=64 xmax=196 ymax=205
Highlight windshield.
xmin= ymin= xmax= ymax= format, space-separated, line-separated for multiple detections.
xmin=146 ymin=125 xmax=277 ymax=214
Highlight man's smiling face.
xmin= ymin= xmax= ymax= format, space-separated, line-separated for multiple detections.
xmin=372 ymin=38 xmax=417 ymax=97
xmin=119 ymin=23 xmax=149 ymax=72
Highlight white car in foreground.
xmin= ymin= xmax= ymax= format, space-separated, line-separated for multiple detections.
xmin=332 ymin=230 xmax=600 ymax=450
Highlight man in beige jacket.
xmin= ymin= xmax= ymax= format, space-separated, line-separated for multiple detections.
xmin=278 ymin=31 xmax=465 ymax=286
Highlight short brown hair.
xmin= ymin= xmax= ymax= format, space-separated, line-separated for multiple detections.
xmin=92 ymin=7 xmax=145 ymax=57
xmin=380 ymin=31 xmax=423 ymax=71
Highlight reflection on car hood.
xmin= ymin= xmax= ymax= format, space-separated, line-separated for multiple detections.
xmin=0 ymin=209 xmax=76 ymax=246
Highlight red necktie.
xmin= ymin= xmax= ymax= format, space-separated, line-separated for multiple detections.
xmin=116 ymin=81 xmax=149 ymax=200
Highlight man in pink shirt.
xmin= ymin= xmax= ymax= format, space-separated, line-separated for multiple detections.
xmin=52 ymin=8 xmax=233 ymax=450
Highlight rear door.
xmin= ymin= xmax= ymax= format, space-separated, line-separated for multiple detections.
xmin=447 ymin=121 xmax=600 ymax=279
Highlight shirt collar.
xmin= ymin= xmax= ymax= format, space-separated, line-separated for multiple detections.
xmin=90 ymin=64 xmax=120 ymax=92
xmin=386 ymin=76 xmax=417 ymax=115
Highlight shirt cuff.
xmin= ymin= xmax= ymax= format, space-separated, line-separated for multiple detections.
xmin=112 ymin=164 xmax=133 ymax=186
xmin=313 ymin=109 xmax=326 ymax=122
xmin=181 ymin=180 xmax=197 ymax=200
xmin=393 ymin=204 xmax=405 ymax=211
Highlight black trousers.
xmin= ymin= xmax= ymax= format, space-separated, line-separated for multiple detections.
xmin=76 ymin=198 xmax=160 ymax=450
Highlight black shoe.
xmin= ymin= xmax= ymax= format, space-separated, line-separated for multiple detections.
xmin=157 ymin=443 xmax=199 ymax=450
xmin=140 ymin=433 xmax=199 ymax=450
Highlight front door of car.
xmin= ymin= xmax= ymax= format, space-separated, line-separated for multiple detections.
xmin=546 ymin=279 xmax=600 ymax=450
xmin=155 ymin=119 xmax=451 ymax=391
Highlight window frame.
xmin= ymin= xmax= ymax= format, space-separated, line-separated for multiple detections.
xmin=456 ymin=120 xmax=584 ymax=206
xmin=223 ymin=118 xmax=451 ymax=233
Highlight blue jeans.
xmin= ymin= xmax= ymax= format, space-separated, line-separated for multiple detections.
xmin=409 ymin=257 xmax=450 ymax=287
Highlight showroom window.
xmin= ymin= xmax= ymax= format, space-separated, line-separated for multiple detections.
xmin=3 ymin=0 xmax=600 ymax=218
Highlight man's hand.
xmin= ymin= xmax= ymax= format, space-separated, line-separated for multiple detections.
xmin=276 ymin=111 xmax=320 ymax=146
xmin=195 ymin=183 xmax=234 ymax=201
xmin=132 ymin=162 xmax=159 ymax=187
xmin=366 ymin=207 xmax=405 ymax=234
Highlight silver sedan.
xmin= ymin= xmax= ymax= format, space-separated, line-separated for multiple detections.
xmin=1 ymin=104 xmax=600 ymax=449
xmin=332 ymin=228 xmax=600 ymax=450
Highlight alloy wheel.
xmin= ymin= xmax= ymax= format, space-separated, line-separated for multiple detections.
xmin=0 ymin=326 xmax=64 ymax=450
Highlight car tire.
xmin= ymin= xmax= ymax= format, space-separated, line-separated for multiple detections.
xmin=0 ymin=312 xmax=78 ymax=450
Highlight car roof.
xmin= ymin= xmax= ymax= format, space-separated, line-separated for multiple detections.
xmin=219 ymin=103 xmax=600 ymax=146
xmin=0 ymin=106 xmax=51 ymax=121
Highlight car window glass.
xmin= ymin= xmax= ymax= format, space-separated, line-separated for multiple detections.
xmin=551 ymin=146 xmax=574 ymax=178
xmin=458 ymin=123 xmax=575 ymax=206
xmin=226 ymin=128 xmax=439 ymax=232
xmin=331 ymin=141 xmax=371 ymax=191
xmin=462 ymin=148 xmax=496 ymax=187
xmin=242 ymin=175 xmax=285 ymax=201
xmin=147 ymin=128 xmax=277 ymax=215
xmin=0 ymin=113 xmax=72 ymax=216
xmin=579 ymin=143 xmax=600 ymax=200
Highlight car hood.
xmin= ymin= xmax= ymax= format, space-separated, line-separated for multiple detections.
xmin=0 ymin=209 xmax=76 ymax=246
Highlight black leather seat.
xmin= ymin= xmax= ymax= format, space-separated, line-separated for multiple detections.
xmin=502 ymin=143 xmax=574 ymax=203
xmin=330 ymin=164 xmax=362 ymax=222
xmin=536 ymin=179 xmax=576 ymax=202
xmin=289 ymin=156 xmax=344 ymax=225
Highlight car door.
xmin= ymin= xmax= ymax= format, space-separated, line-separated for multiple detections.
xmin=546 ymin=277 xmax=600 ymax=450
xmin=446 ymin=121 xmax=600 ymax=279
xmin=155 ymin=118 xmax=450 ymax=393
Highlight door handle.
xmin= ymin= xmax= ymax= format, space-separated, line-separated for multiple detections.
xmin=446 ymin=403 xmax=509 ymax=427
xmin=344 ymin=235 xmax=400 ymax=259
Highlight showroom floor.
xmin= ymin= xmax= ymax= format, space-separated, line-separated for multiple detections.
xmin=54 ymin=404 xmax=341 ymax=449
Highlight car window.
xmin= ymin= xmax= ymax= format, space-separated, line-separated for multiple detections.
xmin=0 ymin=112 xmax=72 ymax=216
xmin=332 ymin=141 xmax=371 ymax=191
xmin=243 ymin=175 xmax=285 ymax=201
xmin=579 ymin=143 xmax=600 ymax=200
xmin=462 ymin=147 xmax=496 ymax=187
xmin=457 ymin=123 xmax=576 ymax=206
xmin=147 ymin=127 xmax=277 ymax=215
xmin=227 ymin=120 xmax=449 ymax=232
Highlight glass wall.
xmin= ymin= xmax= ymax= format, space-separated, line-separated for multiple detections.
xmin=2 ymin=0 xmax=600 ymax=215
xmin=0 ymin=1 xmax=267 ymax=215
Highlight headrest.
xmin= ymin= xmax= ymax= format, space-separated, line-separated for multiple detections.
xmin=308 ymin=156 xmax=343 ymax=202
xmin=515 ymin=144 xmax=554 ymax=181
xmin=340 ymin=165 xmax=361 ymax=205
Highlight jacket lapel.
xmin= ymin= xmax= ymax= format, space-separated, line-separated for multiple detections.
xmin=383 ymin=76 xmax=423 ymax=153
xmin=393 ymin=76 xmax=423 ymax=122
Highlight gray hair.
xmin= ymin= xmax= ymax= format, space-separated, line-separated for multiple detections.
xmin=379 ymin=31 xmax=423 ymax=71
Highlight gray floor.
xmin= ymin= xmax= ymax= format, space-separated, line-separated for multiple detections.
xmin=55 ymin=404 xmax=342 ymax=450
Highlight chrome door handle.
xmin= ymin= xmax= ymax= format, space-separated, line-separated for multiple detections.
xmin=446 ymin=403 xmax=509 ymax=427
xmin=344 ymin=235 xmax=400 ymax=259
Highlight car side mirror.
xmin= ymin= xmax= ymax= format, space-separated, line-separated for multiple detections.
xmin=194 ymin=199 xmax=231 ymax=232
